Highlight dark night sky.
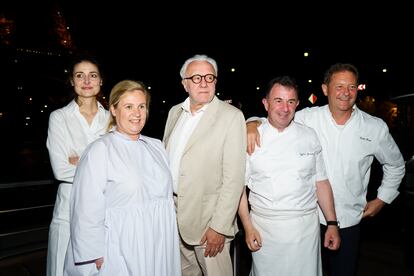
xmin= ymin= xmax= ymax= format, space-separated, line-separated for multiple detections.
xmin=67 ymin=3 xmax=414 ymax=107
xmin=2 ymin=1 xmax=414 ymax=181
xmin=4 ymin=1 xmax=414 ymax=103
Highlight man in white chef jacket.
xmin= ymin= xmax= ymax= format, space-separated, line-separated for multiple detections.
xmin=245 ymin=63 xmax=406 ymax=276
xmin=238 ymin=76 xmax=340 ymax=276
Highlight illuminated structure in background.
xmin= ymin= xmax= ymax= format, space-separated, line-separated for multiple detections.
xmin=52 ymin=6 xmax=75 ymax=50
xmin=1 ymin=4 xmax=75 ymax=50
xmin=0 ymin=13 xmax=15 ymax=45
xmin=0 ymin=3 xmax=77 ymax=184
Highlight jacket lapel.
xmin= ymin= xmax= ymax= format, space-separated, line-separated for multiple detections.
xmin=183 ymin=96 xmax=219 ymax=154
xmin=164 ymin=107 xmax=184 ymax=152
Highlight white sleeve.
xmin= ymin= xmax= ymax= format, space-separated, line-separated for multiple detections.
xmin=375 ymin=123 xmax=406 ymax=203
xmin=293 ymin=108 xmax=306 ymax=124
xmin=245 ymin=154 xmax=251 ymax=187
xmin=315 ymin=144 xmax=328 ymax=182
xmin=46 ymin=111 xmax=76 ymax=183
xmin=246 ymin=116 xmax=267 ymax=123
xmin=70 ymin=140 xmax=107 ymax=263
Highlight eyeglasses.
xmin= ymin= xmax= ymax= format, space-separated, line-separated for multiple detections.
xmin=184 ymin=74 xmax=217 ymax=84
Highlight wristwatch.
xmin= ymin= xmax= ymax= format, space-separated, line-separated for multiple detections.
xmin=326 ymin=220 xmax=340 ymax=227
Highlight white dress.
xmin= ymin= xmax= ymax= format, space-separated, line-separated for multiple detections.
xmin=63 ymin=131 xmax=181 ymax=276
xmin=46 ymin=100 xmax=109 ymax=276
xmin=246 ymin=121 xmax=326 ymax=276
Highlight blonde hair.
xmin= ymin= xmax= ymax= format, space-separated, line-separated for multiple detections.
xmin=107 ymin=80 xmax=151 ymax=132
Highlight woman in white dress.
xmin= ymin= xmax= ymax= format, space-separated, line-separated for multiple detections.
xmin=46 ymin=55 xmax=109 ymax=276
xmin=64 ymin=80 xmax=181 ymax=276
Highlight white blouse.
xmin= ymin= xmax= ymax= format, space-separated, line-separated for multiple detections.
xmin=46 ymin=100 xmax=109 ymax=183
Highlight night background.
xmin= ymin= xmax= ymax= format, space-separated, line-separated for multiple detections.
xmin=0 ymin=1 xmax=413 ymax=275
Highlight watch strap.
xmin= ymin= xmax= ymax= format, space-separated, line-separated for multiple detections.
xmin=326 ymin=220 xmax=339 ymax=226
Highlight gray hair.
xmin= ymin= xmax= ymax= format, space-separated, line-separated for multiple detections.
xmin=179 ymin=54 xmax=218 ymax=79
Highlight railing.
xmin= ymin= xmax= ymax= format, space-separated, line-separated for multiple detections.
xmin=0 ymin=180 xmax=253 ymax=275
xmin=0 ymin=180 xmax=57 ymax=260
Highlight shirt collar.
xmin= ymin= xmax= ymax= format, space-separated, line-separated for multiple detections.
xmin=325 ymin=104 xmax=359 ymax=126
xmin=263 ymin=119 xmax=295 ymax=134
xmin=181 ymin=97 xmax=209 ymax=114
xmin=113 ymin=129 xmax=145 ymax=142
xmin=68 ymin=99 xmax=105 ymax=114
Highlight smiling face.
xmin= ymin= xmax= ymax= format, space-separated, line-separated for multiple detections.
xmin=263 ymin=83 xmax=299 ymax=131
xmin=322 ymin=70 xmax=358 ymax=115
xmin=71 ymin=61 xmax=102 ymax=99
xmin=181 ymin=60 xmax=217 ymax=112
xmin=110 ymin=89 xmax=147 ymax=140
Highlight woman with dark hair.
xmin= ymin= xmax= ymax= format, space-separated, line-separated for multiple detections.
xmin=46 ymin=55 xmax=110 ymax=276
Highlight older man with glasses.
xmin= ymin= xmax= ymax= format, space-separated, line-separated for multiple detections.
xmin=163 ymin=54 xmax=247 ymax=276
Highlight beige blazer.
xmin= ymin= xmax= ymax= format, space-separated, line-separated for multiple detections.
xmin=163 ymin=96 xmax=246 ymax=245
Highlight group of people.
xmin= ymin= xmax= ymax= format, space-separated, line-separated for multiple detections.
xmin=45 ymin=54 xmax=405 ymax=276
xmin=244 ymin=63 xmax=405 ymax=276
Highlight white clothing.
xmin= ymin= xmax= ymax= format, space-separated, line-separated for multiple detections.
xmin=47 ymin=100 xmax=109 ymax=184
xmin=296 ymin=106 xmax=405 ymax=227
xmin=64 ymin=131 xmax=181 ymax=276
xmin=249 ymin=105 xmax=406 ymax=228
xmin=247 ymin=121 xmax=327 ymax=212
xmin=251 ymin=210 xmax=321 ymax=276
xmin=47 ymin=183 xmax=71 ymax=276
xmin=168 ymin=98 xmax=207 ymax=193
xmin=46 ymin=100 xmax=109 ymax=276
xmin=247 ymin=121 xmax=325 ymax=276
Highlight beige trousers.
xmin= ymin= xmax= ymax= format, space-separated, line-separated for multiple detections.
xmin=179 ymin=238 xmax=233 ymax=276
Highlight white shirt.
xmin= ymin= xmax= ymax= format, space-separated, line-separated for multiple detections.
xmin=249 ymin=105 xmax=406 ymax=227
xmin=247 ymin=121 xmax=327 ymax=214
xmin=167 ymin=97 xmax=208 ymax=193
xmin=46 ymin=100 xmax=110 ymax=183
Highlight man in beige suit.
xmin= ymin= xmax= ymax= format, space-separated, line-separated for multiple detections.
xmin=163 ymin=54 xmax=246 ymax=276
